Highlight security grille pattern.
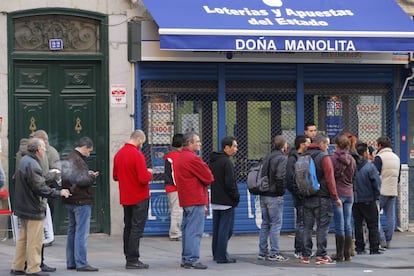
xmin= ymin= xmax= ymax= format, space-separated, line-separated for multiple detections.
xmin=304 ymin=82 xmax=392 ymax=148
xmin=142 ymin=80 xmax=217 ymax=181
xmin=142 ymin=80 xmax=393 ymax=183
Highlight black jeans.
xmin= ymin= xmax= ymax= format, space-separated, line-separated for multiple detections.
xmin=294 ymin=204 xmax=305 ymax=253
xmin=353 ymin=201 xmax=380 ymax=252
xmin=123 ymin=199 xmax=149 ymax=262
xmin=303 ymin=197 xmax=333 ymax=258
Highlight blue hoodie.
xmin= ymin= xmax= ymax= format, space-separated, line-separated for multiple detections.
xmin=353 ymin=157 xmax=381 ymax=203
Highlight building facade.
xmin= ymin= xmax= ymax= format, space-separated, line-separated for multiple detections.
xmin=1 ymin=0 xmax=414 ymax=236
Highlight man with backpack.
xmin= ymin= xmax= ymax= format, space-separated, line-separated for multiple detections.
xmin=257 ymin=135 xmax=289 ymax=262
xmin=301 ymin=134 xmax=342 ymax=265
xmin=286 ymin=135 xmax=310 ymax=259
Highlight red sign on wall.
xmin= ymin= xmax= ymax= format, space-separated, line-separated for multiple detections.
xmin=111 ymin=84 xmax=127 ymax=107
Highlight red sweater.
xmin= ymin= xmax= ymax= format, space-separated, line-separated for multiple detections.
xmin=113 ymin=143 xmax=153 ymax=205
xmin=164 ymin=150 xmax=180 ymax=193
xmin=175 ymin=148 xmax=214 ymax=207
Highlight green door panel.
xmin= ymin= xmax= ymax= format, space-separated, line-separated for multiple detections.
xmin=11 ymin=60 xmax=108 ymax=234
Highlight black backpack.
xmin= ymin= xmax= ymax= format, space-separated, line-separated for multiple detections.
xmin=294 ymin=152 xmax=323 ymax=197
xmin=247 ymin=159 xmax=270 ymax=195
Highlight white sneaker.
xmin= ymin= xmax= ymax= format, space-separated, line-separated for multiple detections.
xmin=268 ymin=254 xmax=289 ymax=262
xmin=294 ymin=252 xmax=302 ymax=259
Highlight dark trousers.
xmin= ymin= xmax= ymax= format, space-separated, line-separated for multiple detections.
xmin=352 ymin=201 xmax=380 ymax=252
xmin=294 ymin=205 xmax=305 ymax=253
xmin=123 ymin=199 xmax=149 ymax=262
xmin=303 ymin=197 xmax=333 ymax=258
xmin=212 ymin=208 xmax=235 ymax=261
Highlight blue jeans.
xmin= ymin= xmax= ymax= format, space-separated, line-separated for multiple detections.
xmin=123 ymin=199 xmax=149 ymax=262
xmin=212 ymin=208 xmax=235 ymax=261
xmin=181 ymin=205 xmax=205 ymax=264
xmin=66 ymin=204 xmax=91 ymax=268
xmin=259 ymin=196 xmax=284 ymax=255
xmin=333 ymin=196 xmax=353 ymax=236
xmin=303 ymin=197 xmax=333 ymax=258
xmin=379 ymin=195 xmax=396 ymax=243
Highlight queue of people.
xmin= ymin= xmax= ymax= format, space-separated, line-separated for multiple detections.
xmin=11 ymin=136 xmax=71 ymax=276
xmin=7 ymin=127 xmax=400 ymax=273
xmin=10 ymin=133 xmax=99 ymax=275
xmin=285 ymin=130 xmax=400 ymax=265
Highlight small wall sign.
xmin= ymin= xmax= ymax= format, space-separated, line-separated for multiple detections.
xmin=49 ymin=39 xmax=63 ymax=50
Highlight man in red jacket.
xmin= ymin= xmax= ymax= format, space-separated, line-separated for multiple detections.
xmin=175 ymin=132 xmax=214 ymax=270
xmin=113 ymin=130 xmax=153 ymax=270
xmin=164 ymin=133 xmax=185 ymax=241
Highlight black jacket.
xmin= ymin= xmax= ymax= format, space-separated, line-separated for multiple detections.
xmin=13 ymin=153 xmax=61 ymax=220
xmin=62 ymin=150 xmax=95 ymax=205
xmin=259 ymin=150 xmax=287 ymax=197
xmin=209 ymin=151 xmax=240 ymax=207
xmin=286 ymin=150 xmax=303 ymax=206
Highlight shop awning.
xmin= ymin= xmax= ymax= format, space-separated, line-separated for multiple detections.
xmin=142 ymin=0 xmax=414 ymax=52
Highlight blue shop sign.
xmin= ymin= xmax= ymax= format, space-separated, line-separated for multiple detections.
xmin=142 ymin=0 xmax=414 ymax=52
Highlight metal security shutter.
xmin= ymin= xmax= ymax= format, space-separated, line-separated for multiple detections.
xmin=137 ymin=62 xmax=397 ymax=235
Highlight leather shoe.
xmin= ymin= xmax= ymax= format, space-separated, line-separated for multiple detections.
xmin=76 ymin=265 xmax=99 ymax=272
xmin=216 ymin=258 xmax=237 ymax=264
xmin=126 ymin=260 xmax=149 ymax=269
xmin=40 ymin=263 xmax=56 ymax=272
xmin=25 ymin=272 xmax=50 ymax=276
xmin=67 ymin=266 xmax=76 ymax=270
xmin=182 ymin=262 xmax=207 ymax=269
xmin=10 ymin=269 xmax=25 ymax=275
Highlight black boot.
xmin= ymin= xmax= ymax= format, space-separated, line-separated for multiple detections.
xmin=344 ymin=235 xmax=353 ymax=261
xmin=335 ymin=235 xmax=345 ymax=262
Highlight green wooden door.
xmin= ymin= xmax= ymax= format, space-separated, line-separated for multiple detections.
xmin=12 ymin=60 xmax=109 ymax=234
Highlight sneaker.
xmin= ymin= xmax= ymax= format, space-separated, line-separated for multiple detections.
xmin=294 ymin=252 xmax=302 ymax=259
xmin=301 ymin=256 xmax=310 ymax=264
xmin=315 ymin=256 xmax=336 ymax=265
xmin=356 ymin=250 xmax=366 ymax=255
xmin=43 ymin=241 xmax=54 ymax=247
xmin=370 ymin=250 xmax=383 ymax=255
xmin=182 ymin=262 xmax=207 ymax=269
xmin=257 ymin=254 xmax=267 ymax=260
xmin=379 ymin=246 xmax=387 ymax=252
xmin=268 ymin=253 xmax=289 ymax=262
